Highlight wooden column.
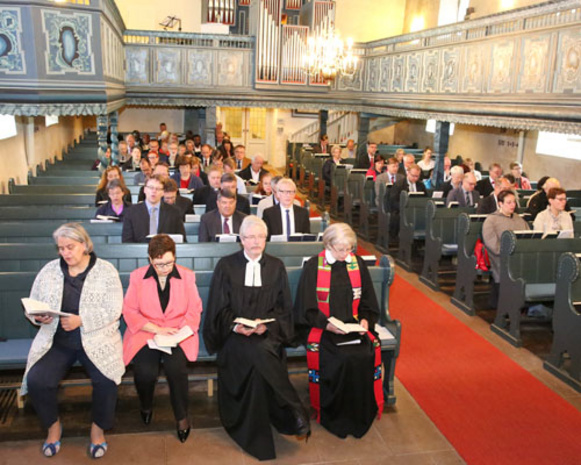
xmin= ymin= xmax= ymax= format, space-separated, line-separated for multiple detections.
xmin=97 ymin=115 xmax=109 ymax=167
xmin=431 ymin=121 xmax=450 ymax=189
xmin=109 ymin=111 xmax=119 ymax=165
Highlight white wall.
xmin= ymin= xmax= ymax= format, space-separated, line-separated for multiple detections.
xmin=0 ymin=116 xmax=88 ymax=194
xmin=115 ymin=0 xmax=202 ymax=33
xmin=118 ymin=107 xmax=185 ymax=134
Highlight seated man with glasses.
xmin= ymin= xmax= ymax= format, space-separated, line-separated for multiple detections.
xmin=198 ymin=188 xmax=246 ymax=242
xmin=203 ymin=216 xmax=310 ymax=461
xmin=262 ymin=178 xmax=310 ymax=240
xmin=122 ymin=175 xmax=186 ymax=243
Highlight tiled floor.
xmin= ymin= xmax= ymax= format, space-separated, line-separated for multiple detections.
xmin=2 ymin=241 xmax=580 ymax=464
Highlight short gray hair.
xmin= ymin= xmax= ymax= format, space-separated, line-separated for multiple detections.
xmin=53 ymin=223 xmax=94 ymax=254
xmin=450 ymin=165 xmax=465 ymax=177
xmin=330 ymin=145 xmax=341 ymax=156
xmin=251 ymin=153 xmax=265 ymax=163
xmin=322 ymin=222 xmax=357 ymax=251
xmin=240 ymin=215 xmax=268 ymax=238
xmin=276 ymin=178 xmax=296 ymax=191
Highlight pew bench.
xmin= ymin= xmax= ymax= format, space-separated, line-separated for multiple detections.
xmin=396 ymin=192 xmax=431 ymax=271
xmin=0 ymin=255 xmax=401 ymax=407
xmin=543 ymin=252 xmax=581 ymax=393
xmin=419 ymin=201 xmax=475 ymax=291
xmin=491 ymin=231 xmax=581 ymax=347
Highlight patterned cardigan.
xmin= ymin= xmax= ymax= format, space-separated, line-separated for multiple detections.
xmin=21 ymin=258 xmax=125 ymax=395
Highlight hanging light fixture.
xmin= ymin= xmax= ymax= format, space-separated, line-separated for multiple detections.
xmin=302 ymin=17 xmax=358 ymax=82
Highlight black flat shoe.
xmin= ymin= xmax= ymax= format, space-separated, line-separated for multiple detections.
xmin=177 ymin=426 xmax=190 ymax=443
xmin=140 ymin=410 xmax=152 ymax=425
xmin=295 ymin=415 xmax=311 ymax=442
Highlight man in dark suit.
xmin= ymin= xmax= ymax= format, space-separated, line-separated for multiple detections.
xmin=122 ymin=175 xmax=186 ymax=243
xmin=312 ymin=134 xmax=330 ymax=154
xmin=263 ymin=178 xmax=310 ymax=240
xmin=388 ymin=164 xmax=426 ymax=239
xmin=397 ymin=153 xmax=415 ymax=176
xmin=198 ymin=189 xmax=246 ymax=242
xmin=375 ymin=157 xmax=404 ymax=209
xmin=163 ymin=179 xmax=193 ymax=220
xmin=355 ymin=141 xmax=378 ymax=169
xmin=477 ymin=175 xmax=514 ymax=214
xmin=234 ymin=144 xmax=251 ymax=171
xmin=238 ymin=154 xmax=269 ymax=184
xmin=194 ymin=170 xmax=250 ymax=214
xmin=446 ymin=172 xmax=481 ymax=207
xmin=440 ymin=165 xmax=465 ymax=198
xmin=476 ymin=163 xmax=503 ymax=197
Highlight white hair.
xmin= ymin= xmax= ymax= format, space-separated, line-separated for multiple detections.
xmin=240 ymin=215 xmax=268 ymax=237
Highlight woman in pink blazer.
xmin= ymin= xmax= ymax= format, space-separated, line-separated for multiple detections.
xmin=123 ymin=234 xmax=203 ymax=443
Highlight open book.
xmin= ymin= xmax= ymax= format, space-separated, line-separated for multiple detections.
xmin=21 ymin=298 xmax=71 ymax=317
xmin=234 ymin=317 xmax=275 ymax=328
xmin=328 ymin=316 xmax=367 ymax=334
xmin=153 ymin=326 xmax=194 ymax=348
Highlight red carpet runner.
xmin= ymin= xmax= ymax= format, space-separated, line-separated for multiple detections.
xmin=389 ymin=275 xmax=581 ymax=465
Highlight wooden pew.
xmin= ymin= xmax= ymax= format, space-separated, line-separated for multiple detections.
xmin=375 ymin=181 xmax=392 ymax=252
xmin=396 ymin=192 xmax=430 ymax=271
xmin=358 ymin=177 xmax=377 ymax=241
xmin=0 ymin=255 xmax=401 ymax=406
xmin=490 ymin=231 xmax=581 ymax=347
xmin=543 ymin=252 xmax=581 ymax=392
xmin=450 ymin=214 xmax=489 ymax=316
xmin=419 ymin=201 xmax=475 ymax=291
xmin=330 ymin=164 xmax=348 ymax=218
xmin=343 ymin=170 xmax=367 ymax=228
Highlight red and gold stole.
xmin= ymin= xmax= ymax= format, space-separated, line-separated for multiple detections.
xmin=306 ymin=250 xmax=384 ymax=422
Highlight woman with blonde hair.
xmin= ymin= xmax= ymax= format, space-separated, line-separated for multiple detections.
xmin=95 ymin=165 xmax=132 ymax=206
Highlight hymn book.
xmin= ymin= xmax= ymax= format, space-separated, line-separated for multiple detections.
xmin=152 ymin=326 xmax=194 ymax=348
xmin=21 ymin=298 xmax=71 ymax=318
xmin=234 ymin=317 xmax=276 ymax=328
xmin=328 ymin=317 xmax=367 ymax=334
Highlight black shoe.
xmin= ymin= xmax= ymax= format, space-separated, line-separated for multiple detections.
xmin=140 ymin=410 xmax=152 ymax=425
xmin=177 ymin=426 xmax=190 ymax=443
xmin=295 ymin=415 xmax=311 ymax=442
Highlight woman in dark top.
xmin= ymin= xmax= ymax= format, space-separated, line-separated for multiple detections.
xmin=95 ymin=166 xmax=132 ymax=207
xmin=21 ymin=223 xmax=124 ymax=458
xmin=322 ymin=145 xmax=344 ymax=184
xmin=294 ymin=222 xmax=383 ymax=439
xmin=191 ymin=156 xmax=209 ymax=185
xmin=123 ymin=235 xmax=203 ymax=443
xmin=95 ymin=179 xmax=131 ymax=221
xmin=219 ymin=139 xmax=234 ymax=159
xmin=171 ymin=156 xmax=204 ymax=191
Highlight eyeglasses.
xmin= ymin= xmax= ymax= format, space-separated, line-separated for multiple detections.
xmin=146 ymin=185 xmax=164 ymax=192
xmin=332 ymin=245 xmax=353 ymax=254
xmin=278 ymin=190 xmax=296 ymax=195
xmin=152 ymin=261 xmax=175 ymax=270
xmin=242 ymin=235 xmax=267 ymax=241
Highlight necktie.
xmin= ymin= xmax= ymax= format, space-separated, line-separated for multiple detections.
xmin=237 ymin=159 xmax=242 ymax=169
xmin=223 ymin=218 xmax=230 ymax=234
xmin=410 ymin=183 xmax=416 ymax=193
xmin=390 ymin=174 xmax=395 ymax=184
xmin=285 ymin=209 xmax=291 ymax=240
xmin=466 ymin=191 xmax=472 ymax=206
xmin=149 ymin=207 xmax=158 ymax=235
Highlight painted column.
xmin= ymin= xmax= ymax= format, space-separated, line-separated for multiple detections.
xmin=431 ymin=121 xmax=450 ymax=189
xmin=110 ymin=111 xmax=119 ymax=165
xmin=205 ymin=105 xmax=217 ymax=147
xmin=97 ymin=114 xmax=109 ymax=168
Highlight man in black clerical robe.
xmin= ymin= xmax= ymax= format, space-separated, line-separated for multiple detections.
xmin=203 ymin=216 xmax=310 ymax=461
xmin=294 ymin=224 xmax=382 ymax=439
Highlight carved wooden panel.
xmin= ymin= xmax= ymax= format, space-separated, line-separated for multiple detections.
xmin=421 ymin=49 xmax=439 ymax=93
xmin=553 ymin=27 xmax=581 ymax=93
xmin=217 ymin=50 xmax=245 ymax=86
xmin=488 ymin=39 xmax=516 ymax=93
xmin=462 ymin=44 xmax=487 ymax=93
xmin=379 ymin=56 xmax=392 ymax=92
xmin=440 ymin=48 xmax=460 ymax=93
xmin=405 ymin=52 xmax=421 ymax=92
xmin=187 ymin=49 xmax=213 ymax=87
xmin=126 ymin=47 xmax=149 ymax=84
xmin=155 ymin=48 xmax=182 ymax=85
xmin=0 ymin=7 xmax=26 ymax=75
xmin=366 ymin=57 xmax=380 ymax=92
xmin=517 ymin=34 xmax=551 ymax=93
xmin=392 ymin=55 xmax=405 ymax=92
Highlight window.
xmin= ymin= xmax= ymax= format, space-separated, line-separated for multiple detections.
xmin=0 ymin=115 xmax=17 ymax=140
xmin=426 ymin=119 xmax=455 ymax=135
xmin=45 ymin=115 xmax=59 ymax=127
xmin=536 ymin=132 xmax=581 ymax=161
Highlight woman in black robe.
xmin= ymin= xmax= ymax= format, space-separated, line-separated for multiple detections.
xmin=294 ymin=222 xmax=382 ymax=439
xmin=203 ymin=215 xmax=310 ymax=461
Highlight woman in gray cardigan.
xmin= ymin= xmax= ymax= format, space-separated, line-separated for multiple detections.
xmin=21 ymin=223 xmax=124 ymax=459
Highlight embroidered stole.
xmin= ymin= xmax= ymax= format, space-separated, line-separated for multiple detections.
xmin=306 ymin=251 xmax=384 ymax=423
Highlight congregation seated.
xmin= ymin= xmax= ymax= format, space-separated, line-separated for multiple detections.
xmin=122 ymin=174 xmax=186 ymax=243
xmin=440 ymin=165 xmax=464 ymax=198
xmin=218 ymin=139 xmax=234 ymax=159
xmin=443 ymin=156 xmax=452 ymax=182
xmin=313 ymin=133 xmax=331 ymax=154
xmin=263 ymin=178 xmax=310 ymax=240
xmin=477 ymin=175 xmax=514 ymax=214
xmin=199 ymin=144 xmax=214 ymax=171
xmin=375 ymin=157 xmax=404 ymax=208
xmin=510 ymin=162 xmax=532 ymax=189
xmin=527 ymin=177 xmax=574 ymax=220
xmin=341 ymin=139 xmax=356 ymax=159
xmin=322 ymin=144 xmax=343 ymax=184
xmin=482 ymin=190 xmax=530 ymax=307
xmin=95 ymin=179 xmax=132 ymax=221
xmin=194 ymin=170 xmax=250 ymax=215
xmin=203 ymin=216 xmax=310 ymax=460
xmin=23 ymin=223 xmax=123 ymax=458
xmin=417 ymin=147 xmax=435 ymax=174
xmin=133 ymin=158 xmax=152 ymax=185
xmin=163 ymin=179 xmax=193 ymax=220
xmin=388 ymin=163 xmax=427 ymax=238
xmin=398 ymin=153 xmax=415 ymax=176
xmin=147 ymin=148 xmax=161 ymax=168
xmin=233 ymin=144 xmax=251 ymax=171
xmin=238 ymin=154 xmax=269 ymax=184
xmin=95 ymin=166 xmax=132 ymax=207
xmin=446 ymin=172 xmax=480 ymax=207
xmin=222 ymin=158 xmax=246 ymax=194
xmin=121 ymin=146 xmax=143 ymax=172
xmin=198 ymin=188 xmax=246 ymax=242
xmin=253 ymin=171 xmax=273 ymax=197
xmin=122 ymin=234 xmax=203 ymax=443
xmin=294 ymin=222 xmax=383 ymax=438
xmin=167 ymin=141 xmax=179 ymax=168
xmin=171 ymin=156 xmax=204 ymax=191
xmin=116 ymin=141 xmax=130 ymax=166
xmin=532 ymin=187 xmax=573 ymax=235
xmin=476 ymin=162 xmax=503 ymax=197
xmin=464 ymin=157 xmax=482 ymax=181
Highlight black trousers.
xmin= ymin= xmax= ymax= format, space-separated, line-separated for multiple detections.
xmin=27 ymin=343 xmax=118 ymax=430
xmin=131 ymin=345 xmax=189 ymax=422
